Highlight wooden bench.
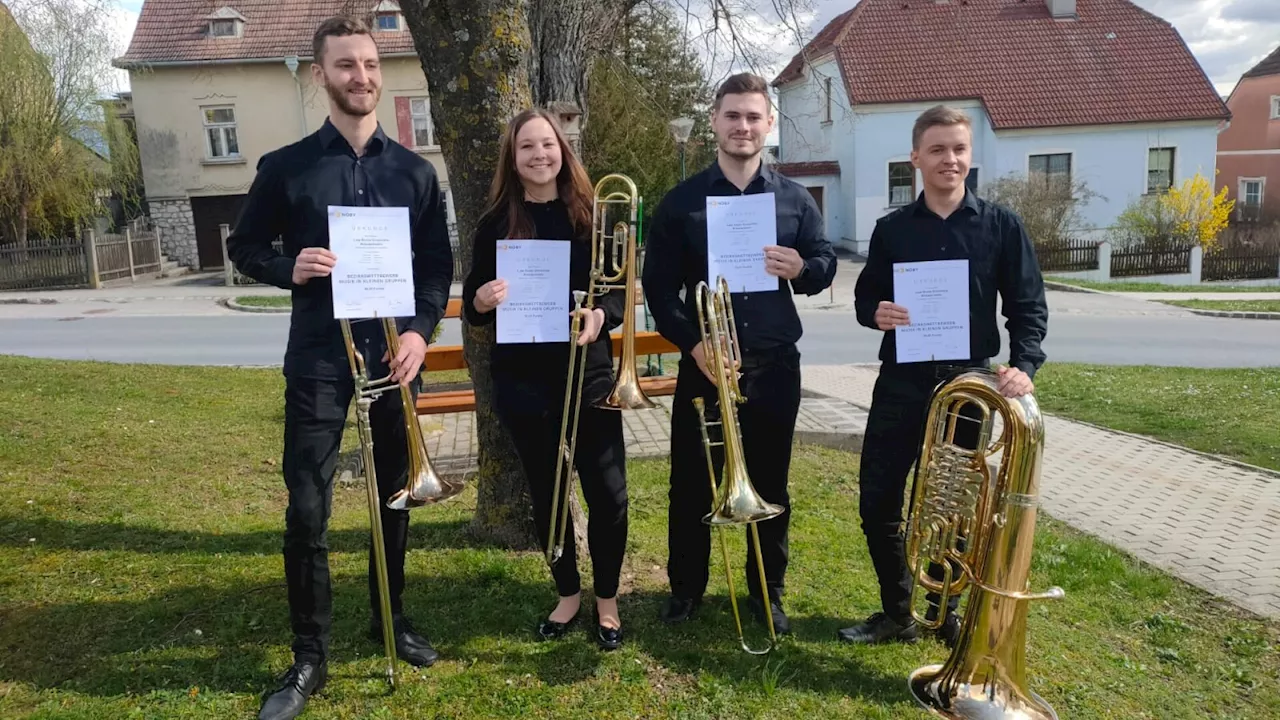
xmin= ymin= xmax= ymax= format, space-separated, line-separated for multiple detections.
xmin=417 ymin=296 xmax=680 ymax=415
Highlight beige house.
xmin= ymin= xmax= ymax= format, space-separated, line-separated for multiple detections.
xmin=113 ymin=0 xmax=454 ymax=271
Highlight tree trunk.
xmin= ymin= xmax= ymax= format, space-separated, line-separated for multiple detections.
xmin=401 ymin=0 xmax=539 ymax=548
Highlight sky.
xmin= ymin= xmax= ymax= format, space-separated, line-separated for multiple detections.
xmin=107 ymin=0 xmax=1275 ymax=98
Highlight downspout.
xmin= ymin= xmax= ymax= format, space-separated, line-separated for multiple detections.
xmin=285 ymin=56 xmax=307 ymax=137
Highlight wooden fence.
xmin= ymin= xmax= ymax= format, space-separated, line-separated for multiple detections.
xmin=0 ymin=236 xmax=89 ymax=291
xmin=0 ymin=218 xmax=164 ymax=291
xmin=95 ymin=218 xmax=162 ymax=283
xmin=1110 ymin=245 xmax=1194 ymax=278
xmin=1203 ymin=246 xmax=1280 ymax=281
xmin=1036 ymin=238 xmax=1099 ymax=272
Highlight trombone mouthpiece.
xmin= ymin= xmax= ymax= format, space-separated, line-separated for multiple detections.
xmin=572 ymin=290 xmax=586 ymax=306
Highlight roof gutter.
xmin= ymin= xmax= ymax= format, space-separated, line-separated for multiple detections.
xmin=112 ymin=51 xmax=419 ymax=70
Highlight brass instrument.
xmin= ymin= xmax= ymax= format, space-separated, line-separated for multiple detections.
xmin=546 ymin=173 xmax=654 ymax=565
xmin=339 ymin=317 xmax=466 ymax=688
xmin=904 ymin=369 xmax=1064 ymax=719
xmin=691 ymin=275 xmax=785 ymax=655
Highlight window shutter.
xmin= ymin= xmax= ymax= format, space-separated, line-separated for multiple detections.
xmin=394 ymin=97 xmax=413 ymax=147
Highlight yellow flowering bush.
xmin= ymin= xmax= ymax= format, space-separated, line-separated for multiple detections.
xmin=1113 ymin=173 xmax=1235 ymax=250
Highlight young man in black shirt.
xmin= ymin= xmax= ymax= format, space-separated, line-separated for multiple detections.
xmin=838 ymin=106 xmax=1048 ymax=647
xmin=225 ymin=17 xmax=453 ymax=720
xmin=643 ymin=73 xmax=837 ymax=634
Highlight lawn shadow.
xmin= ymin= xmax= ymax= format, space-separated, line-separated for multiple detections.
xmin=0 ymin=566 xmax=563 ymax=698
xmin=0 ymin=514 xmax=497 ymax=555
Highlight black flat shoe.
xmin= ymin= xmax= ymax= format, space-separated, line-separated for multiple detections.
xmin=258 ymin=659 xmax=326 ymax=720
xmin=595 ymin=622 xmax=623 ymax=651
xmin=369 ymin=614 xmax=440 ymax=667
xmin=836 ymin=612 xmax=920 ymax=645
xmin=659 ymin=595 xmax=701 ymax=624
xmin=536 ymin=611 xmax=580 ymax=640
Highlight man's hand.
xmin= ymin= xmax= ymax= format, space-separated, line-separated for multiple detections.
xmin=690 ymin=340 xmax=739 ymax=385
xmin=995 ymin=365 xmax=1034 ymax=398
xmin=764 ymin=245 xmax=804 ymax=280
xmin=388 ymin=330 xmax=428 ymax=386
xmin=473 ymin=279 xmax=508 ymax=314
xmin=874 ymin=301 xmax=910 ymax=331
xmin=573 ymin=307 xmax=605 ymax=346
xmin=292 ymin=248 xmax=337 ymax=285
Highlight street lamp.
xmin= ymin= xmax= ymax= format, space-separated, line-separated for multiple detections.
xmin=669 ymin=116 xmax=695 ymax=181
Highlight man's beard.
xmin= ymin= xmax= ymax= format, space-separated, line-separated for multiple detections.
xmin=719 ymin=135 xmax=759 ymax=160
xmin=325 ymin=80 xmax=380 ymax=117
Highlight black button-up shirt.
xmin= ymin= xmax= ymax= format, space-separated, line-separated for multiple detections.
xmin=226 ymin=119 xmax=453 ymax=379
xmin=853 ymin=190 xmax=1048 ymax=377
xmin=642 ymin=160 xmax=837 ymax=355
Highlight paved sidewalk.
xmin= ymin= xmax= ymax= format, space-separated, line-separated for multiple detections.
xmin=418 ymin=363 xmax=1280 ymax=622
xmin=801 ymin=364 xmax=1280 ymax=621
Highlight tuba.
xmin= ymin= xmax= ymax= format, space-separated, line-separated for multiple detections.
xmin=546 ymin=173 xmax=654 ymax=565
xmin=339 ymin=317 xmax=466 ymax=689
xmin=691 ymin=275 xmax=785 ymax=654
xmin=904 ymin=369 xmax=1063 ymax=719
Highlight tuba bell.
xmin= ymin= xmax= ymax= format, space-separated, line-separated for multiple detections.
xmin=339 ymin=317 xmax=466 ymax=689
xmin=904 ymin=368 xmax=1063 ymax=720
xmin=691 ymin=275 xmax=785 ymax=655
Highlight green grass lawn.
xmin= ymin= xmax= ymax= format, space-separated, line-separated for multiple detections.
xmin=1033 ymin=364 xmax=1280 ymax=472
xmin=1045 ymin=277 xmax=1280 ymax=293
xmin=1 ymin=356 xmax=1277 ymax=719
xmin=233 ymin=295 xmax=291 ymax=308
xmin=1160 ymin=299 xmax=1280 ymax=313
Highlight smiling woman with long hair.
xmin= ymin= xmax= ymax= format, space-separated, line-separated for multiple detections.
xmin=461 ymin=108 xmax=629 ymax=651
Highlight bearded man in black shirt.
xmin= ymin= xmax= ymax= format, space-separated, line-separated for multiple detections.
xmin=838 ymin=106 xmax=1048 ymax=647
xmin=226 ymin=16 xmax=452 ymax=720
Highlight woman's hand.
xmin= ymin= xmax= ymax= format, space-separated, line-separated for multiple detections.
xmin=473 ymin=279 xmax=508 ymax=314
xmin=573 ymin=307 xmax=606 ymax=346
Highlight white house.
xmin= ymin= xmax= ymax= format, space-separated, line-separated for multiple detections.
xmin=770 ymin=0 xmax=1231 ymax=255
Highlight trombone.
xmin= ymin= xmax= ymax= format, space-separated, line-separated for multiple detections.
xmin=692 ymin=275 xmax=785 ymax=655
xmin=339 ymin=317 xmax=466 ymax=689
xmin=546 ymin=173 xmax=655 ymax=565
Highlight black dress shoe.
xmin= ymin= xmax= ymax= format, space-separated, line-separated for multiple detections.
xmin=258 ymin=659 xmax=326 ymax=720
xmin=659 ymin=595 xmax=701 ymax=624
xmin=747 ymin=596 xmax=791 ymax=635
xmin=595 ymin=621 xmax=623 ymax=651
xmin=836 ymin=612 xmax=920 ymax=644
xmin=934 ymin=611 xmax=961 ymax=649
xmin=536 ymin=610 xmax=580 ymax=641
xmin=369 ymin=614 xmax=440 ymax=668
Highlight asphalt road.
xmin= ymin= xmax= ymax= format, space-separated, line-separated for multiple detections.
xmin=1 ymin=301 xmax=1276 ymax=368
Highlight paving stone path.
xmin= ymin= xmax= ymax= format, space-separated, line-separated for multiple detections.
xmin=418 ymin=364 xmax=1280 ymax=621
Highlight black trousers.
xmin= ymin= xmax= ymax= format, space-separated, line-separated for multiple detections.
xmin=667 ymin=345 xmax=801 ymax=603
xmin=858 ymin=362 xmax=985 ymax=623
xmin=494 ymin=377 xmax=629 ymax=599
xmin=281 ymin=373 xmax=418 ymax=664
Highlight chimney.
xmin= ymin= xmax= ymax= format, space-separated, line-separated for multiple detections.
xmin=1047 ymin=0 xmax=1076 ymax=18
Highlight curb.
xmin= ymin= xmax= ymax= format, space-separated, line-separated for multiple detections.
xmin=0 ymin=297 xmax=58 ymax=305
xmin=222 ymin=297 xmax=290 ymax=314
xmin=1184 ymin=308 xmax=1280 ymax=321
xmin=1043 ymin=280 xmax=1106 ymax=295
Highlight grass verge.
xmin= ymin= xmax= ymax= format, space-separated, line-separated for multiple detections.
xmin=233 ymin=295 xmax=291 ymax=308
xmin=1034 ymin=364 xmax=1280 ymax=472
xmin=1046 ymin=278 xmax=1279 ymax=293
xmin=0 ymin=356 xmax=1276 ymax=719
xmin=1160 ymin=299 xmax=1280 ymax=313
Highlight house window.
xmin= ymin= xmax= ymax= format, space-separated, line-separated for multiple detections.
xmin=888 ymin=162 xmax=915 ymax=205
xmin=203 ymin=106 xmax=239 ymax=159
xmin=823 ymin=77 xmax=832 ymax=123
xmin=410 ymin=97 xmax=434 ymax=147
xmin=1239 ymin=178 xmax=1264 ymax=221
xmin=1147 ymin=147 xmax=1175 ymax=194
xmin=210 ymin=19 xmax=239 ymax=36
xmin=376 ymin=13 xmax=400 ymax=31
xmin=1029 ymin=152 xmax=1071 ymax=194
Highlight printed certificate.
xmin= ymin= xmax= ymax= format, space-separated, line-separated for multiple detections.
xmin=706 ymin=193 xmax=777 ymax=293
xmin=892 ymin=259 xmax=971 ymax=363
xmin=496 ymin=239 xmax=571 ymax=344
xmin=327 ymin=205 xmax=415 ymax=319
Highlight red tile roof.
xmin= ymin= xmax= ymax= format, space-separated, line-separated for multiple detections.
xmin=116 ymin=1 xmax=414 ymax=66
xmin=1243 ymin=44 xmax=1280 ymax=79
xmin=772 ymin=0 xmax=1230 ymax=130
xmin=773 ymin=161 xmax=841 ymax=177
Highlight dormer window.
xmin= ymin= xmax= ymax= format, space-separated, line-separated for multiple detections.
xmin=206 ymin=7 xmax=246 ymax=38
xmin=372 ymin=1 xmax=403 ymax=32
